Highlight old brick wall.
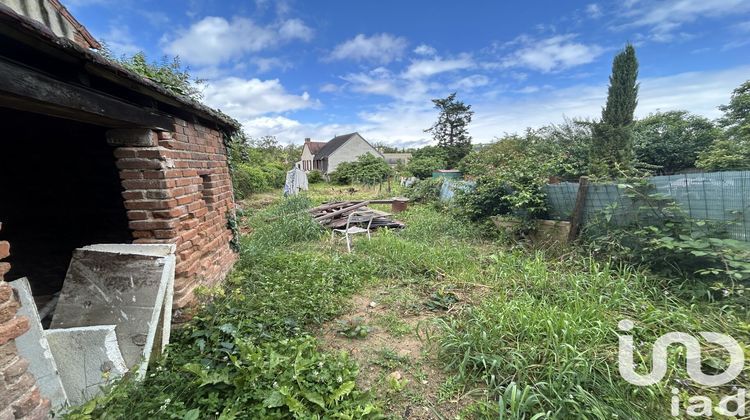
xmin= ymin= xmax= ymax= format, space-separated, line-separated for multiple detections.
xmin=112 ymin=119 xmax=237 ymax=317
xmin=0 ymin=225 xmax=50 ymax=420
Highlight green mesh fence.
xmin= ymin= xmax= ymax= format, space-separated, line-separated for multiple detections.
xmin=545 ymin=171 xmax=750 ymax=241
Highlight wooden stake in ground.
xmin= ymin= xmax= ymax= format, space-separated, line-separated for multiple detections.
xmin=568 ymin=176 xmax=590 ymax=242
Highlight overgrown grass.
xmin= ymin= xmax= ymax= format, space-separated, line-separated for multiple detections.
xmin=434 ymin=252 xmax=750 ymax=418
xmin=65 ymin=197 xmax=750 ymax=419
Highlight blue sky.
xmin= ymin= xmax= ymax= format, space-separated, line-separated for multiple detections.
xmin=66 ymin=0 xmax=750 ymax=146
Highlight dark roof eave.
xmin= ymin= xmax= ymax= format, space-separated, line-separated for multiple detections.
xmin=0 ymin=4 xmax=241 ymax=132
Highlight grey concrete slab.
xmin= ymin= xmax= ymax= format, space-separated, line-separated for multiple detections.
xmin=50 ymin=244 xmax=176 ymax=379
xmin=45 ymin=326 xmax=127 ymax=406
xmin=79 ymin=243 xmax=176 ymax=257
xmin=10 ymin=278 xmax=69 ymax=409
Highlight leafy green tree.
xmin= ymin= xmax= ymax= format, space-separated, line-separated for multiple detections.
xmin=695 ymin=139 xmax=750 ymax=170
xmin=407 ymin=156 xmax=445 ymax=179
xmin=633 ymin=111 xmax=718 ymax=174
xmin=697 ymin=80 xmax=750 ymax=170
xmin=456 ymin=132 xmax=554 ymax=221
xmin=718 ymin=80 xmax=750 ymax=140
xmin=101 ymin=47 xmax=205 ymax=100
xmin=330 ymin=154 xmax=392 ymax=185
xmin=406 ymin=145 xmax=448 ymax=178
xmin=425 ymin=92 xmax=474 ymax=168
xmin=227 ymin=134 xmax=302 ymax=198
xmin=542 ymin=118 xmax=595 ymax=179
xmin=373 ymin=142 xmax=401 ymax=153
xmin=590 ymin=44 xmax=639 ymax=176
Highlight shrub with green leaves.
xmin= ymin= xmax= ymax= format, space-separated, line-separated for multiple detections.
xmin=633 ymin=110 xmax=718 ymax=174
xmin=583 ymin=179 xmax=750 ymax=300
xmin=330 ymin=153 xmax=392 ymax=185
xmin=307 ymin=170 xmax=324 ymax=183
xmin=406 ymin=146 xmax=448 ymax=178
xmin=696 ymin=79 xmax=750 ymax=170
xmin=404 ymin=178 xmax=443 ymax=203
xmin=100 ymin=49 xmax=205 ymax=100
xmin=456 ymin=135 xmax=550 ymax=221
xmin=232 ymin=162 xmax=288 ymax=200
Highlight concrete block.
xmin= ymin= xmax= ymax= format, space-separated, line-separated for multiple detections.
xmin=45 ymin=326 xmax=127 ymax=406
xmin=9 ymin=278 xmax=68 ymax=409
xmin=51 ymin=244 xmax=176 ymax=379
xmin=106 ymin=129 xmax=154 ymax=147
xmin=79 ymin=243 xmax=176 ymax=257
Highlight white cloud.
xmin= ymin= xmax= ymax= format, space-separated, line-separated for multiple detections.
xmin=63 ymin=0 xmax=108 ymax=7
xmin=403 ymin=54 xmax=474 ymax=79
xmin=319 ymin=83 xmax=340 ymax=93
xmin=586 ymin=3 xmax=603 ymax=18
xmin=240 ymin=65 xmax=749 ymax=147
xmin=163 ymin=16 xmax=313 ymax=65
xmin=516 ymin=86 xmax=541 ymax=94
xmin=202 ymin=77 xmax=316 ymax=123
xmin=325 ymin=65 xmax=750 ymax=147
xmin=451 ymin=75 xmax=490 ymax=91
xmin=470 ymin=65 xmax=750 ymax=141
xmin=253 ymin=57 xmax=292 ymax=73
xmin=733 ymin=20 xmax=750 ymax=33
xmin=623 ymin=0 xmax=750 ymax=41
xmin=413 ymin=44 xmax=437 ymax=56
xmin=241 ymin=116 xmax=360 ymax=145
xmin=100 ymin=25 xmax=140 ymax=56
xmin=279 ymin=18 xmax=314 ymax=41
xmin=342 ymin=68 xmax=400 ymax=97
xmin=328 ymin=33 xmax=408 ymax=64
xmin=501 ymin=34 xmax=603 ymax=73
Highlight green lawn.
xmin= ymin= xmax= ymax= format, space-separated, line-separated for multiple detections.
xmin=68 ymin=192 xmax=750 ymax=419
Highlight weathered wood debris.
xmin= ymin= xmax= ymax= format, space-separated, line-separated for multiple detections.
xmin=309 ymin=201 xmax=406 ymax=229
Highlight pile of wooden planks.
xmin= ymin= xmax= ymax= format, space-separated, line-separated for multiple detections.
xmin=309 ymin=201 xmax=405 ymax=229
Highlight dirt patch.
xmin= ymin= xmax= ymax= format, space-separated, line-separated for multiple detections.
xmin=317 ymin=287 xmax=470 ymax=419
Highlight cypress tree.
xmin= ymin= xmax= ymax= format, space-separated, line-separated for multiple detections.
xmin=590 ymin=44 xmax=639 ymax=176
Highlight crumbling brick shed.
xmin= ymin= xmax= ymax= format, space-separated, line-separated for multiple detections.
xmin=0 ymin=3 xmax=240 ymax=417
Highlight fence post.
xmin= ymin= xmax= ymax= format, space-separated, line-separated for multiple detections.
xmin=568 ymin=176 xmax=590 ymax=242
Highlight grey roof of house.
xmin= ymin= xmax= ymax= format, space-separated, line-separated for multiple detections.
xmin=313 ymin=133 xmax=358 ymax=159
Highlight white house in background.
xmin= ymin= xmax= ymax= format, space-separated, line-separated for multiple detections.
xmin=381 ymin=152 xmax=412 ymax=168
xmin=299 ymin=138 xmax=327 ymax=171
xmin=297 ymin=132 xmax=383 ymax=175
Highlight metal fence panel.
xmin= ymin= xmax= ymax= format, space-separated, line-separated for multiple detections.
xmin=544 ymin=171 xmax=750 ymax=241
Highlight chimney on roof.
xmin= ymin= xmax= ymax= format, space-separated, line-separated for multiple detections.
xmin=305 ymin=137 xmax=311 ymax=143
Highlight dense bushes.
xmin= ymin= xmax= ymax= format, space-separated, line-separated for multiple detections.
xmin=329 ymin=153 xmax=392 ymax=185
xmin=404 ymin=178 xmax=443 ymax=203
xmin=307 ymin=170 xmax=324 ymax=183
xmin=455 ymin=134 xmax=552 ymax=221
xmin=228 ymin=134 xmax=301 ymax=199
xmin=633 ymin=111 xmax=718 ymax=173
xmin=698 ymin=80 xmax=750 ymax=170
xmin=583 ymin=180 xmax=750 ymax=300
xmin=232 ymin=162 xmax=286 ymax=200
xmin=406 ymin=146 xmax=447 ymax=178
xmin=696 ymin=138 xmax=750 ymax=170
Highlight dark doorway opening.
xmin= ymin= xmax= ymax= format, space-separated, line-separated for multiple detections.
xmin=0 ymin=107 xmax=132 ymax=299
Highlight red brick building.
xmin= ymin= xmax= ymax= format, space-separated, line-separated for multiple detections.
xmin=0 ymin=3 xmax=239 ymax=418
